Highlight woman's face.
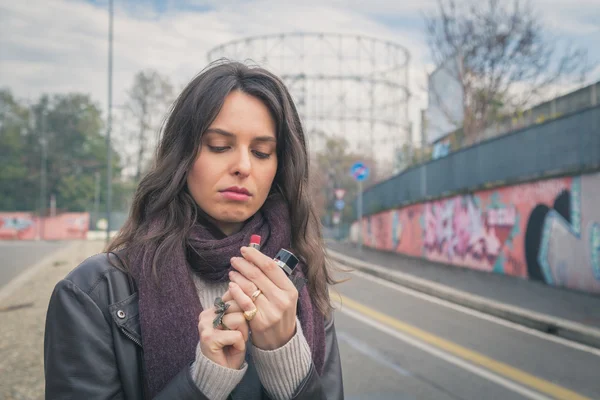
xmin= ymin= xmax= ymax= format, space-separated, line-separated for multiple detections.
xmin=187 ymin=90 xmax=278 ymax=236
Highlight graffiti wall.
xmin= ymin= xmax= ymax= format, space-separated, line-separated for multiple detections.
xmin=0 ymin=212 xmax=90 ymax=240
xmin=351 ymin=171 xmax=600 ymax=294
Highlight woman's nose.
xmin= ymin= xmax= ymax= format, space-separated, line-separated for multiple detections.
xmin=232 ymin=148 xmax=251 ymax=176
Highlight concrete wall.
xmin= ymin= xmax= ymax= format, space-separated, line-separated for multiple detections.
xmin=350 ymin=171 xmax=600 ymax=294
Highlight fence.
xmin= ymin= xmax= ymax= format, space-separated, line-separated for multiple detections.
xmin=480 ymin=81 xmax=600 ymax=142
xmin=359 ymin=105 xmax=600 ymax=216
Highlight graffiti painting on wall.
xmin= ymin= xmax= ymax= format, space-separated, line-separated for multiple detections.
xmin=421 ymin=195 xmax=519 ymax=273
xmin=352 ymin=171 xmax=600 ymax=294
xmin=0 ymin=212 xmax=90 ymax=240
xmin=525 ymin=174 xmax=600 ymax=293
xmin=0 ymin=214 xmax=35 ymax=239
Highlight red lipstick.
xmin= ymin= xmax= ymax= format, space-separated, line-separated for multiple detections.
xmin=249 ymin=234 xmax=261 ymax=250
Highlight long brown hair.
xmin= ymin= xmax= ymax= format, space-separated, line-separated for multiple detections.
xmin=107 ymin=60 xmax=335 ymax=316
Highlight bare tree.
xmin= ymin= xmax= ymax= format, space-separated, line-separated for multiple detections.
xmin=424 ymin=0 xmax=592 ymax=145
xmin=121 ymin=70 xmax=174 ymax=181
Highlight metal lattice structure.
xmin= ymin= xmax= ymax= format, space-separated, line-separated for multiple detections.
xmin=207 ymin=32 xmax=411 ymax=175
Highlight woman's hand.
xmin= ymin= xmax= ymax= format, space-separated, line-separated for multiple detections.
xmin=221 ymin=246 xmax=299 ymax=350
xmin=197 ymin=303 xmax=249 ymax=369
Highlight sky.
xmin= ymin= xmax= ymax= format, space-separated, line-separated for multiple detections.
xmin=1 ymin=0 xmax=598 ymax=163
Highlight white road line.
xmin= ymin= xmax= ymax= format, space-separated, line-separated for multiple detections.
xmin=337 ymin=331 xmax=412 ymax=377
xmin=338 ymin=306 xmax=552 ymax=400
xmin=342 ymin=268 xmax=600 ymax=357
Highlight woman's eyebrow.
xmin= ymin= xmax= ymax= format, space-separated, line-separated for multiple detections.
xmin=205 ymin=128 xmax=276 ymax=143
xmin=205 ymin=128 xmax=235 ymax=138
xmin=254 ymin=136 xmax=277 ymax=143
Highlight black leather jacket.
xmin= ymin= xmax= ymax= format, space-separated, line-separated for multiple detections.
xmin=44 ymin=253 xmax=344 ymax=399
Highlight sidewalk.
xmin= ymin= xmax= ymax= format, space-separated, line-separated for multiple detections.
xmin=0 ymin=240 xmax=104 ymax=400
xmin=327 ymin=241 xmax=600 ymax=346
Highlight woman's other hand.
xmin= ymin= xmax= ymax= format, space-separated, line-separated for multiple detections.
xmin=222 ymin=246 xmax=298 ymax=350
xmin=197 ymin=303 xmax=249 ymax=369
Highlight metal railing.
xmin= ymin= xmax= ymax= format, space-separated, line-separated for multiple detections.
xmin=359 ymin=105 xmax=600 ymax=216
xmin=480 ymin=81 xmax=599 ymax=142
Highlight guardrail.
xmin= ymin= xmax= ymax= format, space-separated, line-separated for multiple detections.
xmin=359 ymin=105 xmax=600 ymax=216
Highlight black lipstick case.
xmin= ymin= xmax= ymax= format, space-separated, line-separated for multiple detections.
xmin=274 ymin=249 xmax=299 ymax=276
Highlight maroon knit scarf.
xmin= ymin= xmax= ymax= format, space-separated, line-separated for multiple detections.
xmin=129 ymin=194 xmax=325 ymax=397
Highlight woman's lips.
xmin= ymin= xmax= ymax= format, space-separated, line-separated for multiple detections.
xmin=220 ymin=191 xmax=251 ymax=201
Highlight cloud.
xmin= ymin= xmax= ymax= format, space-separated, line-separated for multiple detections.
xmin=1 ymin=1 xmax=224 ymax=106
xmin=530 ymin=0 xmax=600 ymax=35
xmin=0 ymin=0 xmax=597 ymax=162
xmin=303 ymin=0 xmax=438 ymax=15
xmin=589 ymin=64 xmax=600 ymax=82
xmin=0 ymin=0 xmax=426 ymax=103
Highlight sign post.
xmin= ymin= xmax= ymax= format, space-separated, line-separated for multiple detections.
xmin=333 ymin=189 xmax=346 ymax=240
xmin=350 ymin=162 xmax=369 ymax=253
xmin=333 ymin=198 xmax=344 ymax=240
xmin=357 ymin=179 xmax=362 ymax=252
xmin=334 ymin=189 xmax=346 ymax=200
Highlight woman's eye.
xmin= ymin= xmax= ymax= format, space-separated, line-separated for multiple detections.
xmin=253 ymin=150 xmax=271 ymax=159
xmin=208 ymin=145 xmax=229 ymax=153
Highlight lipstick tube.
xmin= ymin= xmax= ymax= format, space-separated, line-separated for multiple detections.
xmin=249 ymin=234 xmax=261 ymax=250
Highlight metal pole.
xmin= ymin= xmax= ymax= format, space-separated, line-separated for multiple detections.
xmin=50 ymin=194 xmax=56 ymax=217
xmin=31 ymin=108 xmax=40 ymax=241
xmin=420 ymin=109 xmax=426 ymax=161
xmin=106 ymin=0 xmax=113 ymax=244
xmin=420 ymin=109 xmax=427 ymax=198
xmin=405 ymin=50 xmax=411 ymax=170
xmin=358 ymin=179 xmax=363 ymax=253
xmin=40 ymin=112 xmax=47 ymax=241
xmin=94 ymin=171 xmax=101 ymax=230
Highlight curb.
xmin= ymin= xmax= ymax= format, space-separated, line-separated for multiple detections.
xmin=0 ymin=241 xmax=81 ymax=304
xmin=327 ymin=248 xmax=600 ymax=350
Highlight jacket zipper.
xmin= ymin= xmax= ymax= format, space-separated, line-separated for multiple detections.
xmin=121 ymin=327 xmax=142 ymax=347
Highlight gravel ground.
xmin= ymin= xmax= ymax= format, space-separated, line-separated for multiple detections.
xmin=0 ymin=240 xmax=105 ymax=400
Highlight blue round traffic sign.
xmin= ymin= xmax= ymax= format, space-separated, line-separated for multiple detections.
xmin=334 ymin=199 xmax=345 ymax=210
xmin=350 ymin=162 xmax=369 ymax=182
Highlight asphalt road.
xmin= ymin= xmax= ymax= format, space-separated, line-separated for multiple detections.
xmin=0 ymin=241 xmax=68 ymax=289
xmin=334 ymin=267 xmax=600 ymax=400
xmin=3 ymin=241 xmax=598 ymax=399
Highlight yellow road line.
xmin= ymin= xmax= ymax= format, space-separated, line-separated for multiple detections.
xmin=336 ymin=293 xmax=591 ymax=400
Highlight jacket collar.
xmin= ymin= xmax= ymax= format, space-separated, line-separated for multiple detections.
xmin=109 ymin=292 xmax=142 ymax=346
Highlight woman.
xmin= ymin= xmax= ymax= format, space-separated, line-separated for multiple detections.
xmin=44 ymin=60 xmax=344 ymax=399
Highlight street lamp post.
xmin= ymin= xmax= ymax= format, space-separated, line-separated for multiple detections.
xmin=94 ymin=171 xmax=101 ymax=229
xmin=106 ymin=0 xmax=114 ymax=244
xmin=39 ymin=112 xmax=47 ymax=241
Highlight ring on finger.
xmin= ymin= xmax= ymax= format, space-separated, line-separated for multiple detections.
xmin=244 ymin=307 xmax=258 ymax=321
xmin=251 ymin=289 xmax=262 ymax=302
